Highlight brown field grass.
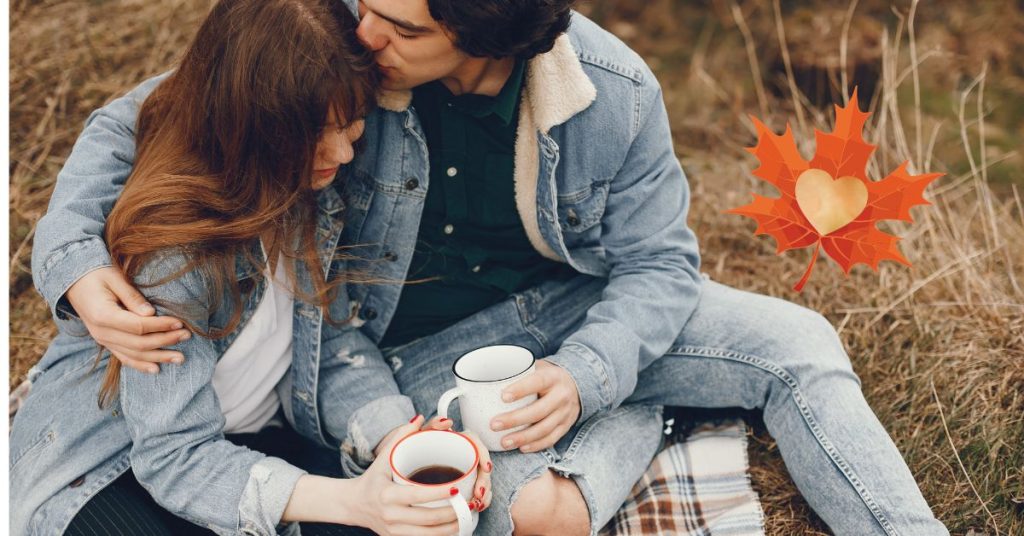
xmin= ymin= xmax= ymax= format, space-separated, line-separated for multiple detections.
xmin=9 ymin=0 xmax=1024 ymax=534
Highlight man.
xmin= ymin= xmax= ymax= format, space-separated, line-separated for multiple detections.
xmin=31 ymin=0 xmax=946 ymax=534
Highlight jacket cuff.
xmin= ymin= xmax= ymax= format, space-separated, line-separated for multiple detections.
xmin=340 ymin=395 xmax=416 ymax=477
xmin=237 ymin=457 xmax=307 ymax=535
xmin=545 ymin=343 xmax=614 ymax=424
xmin=36 ymin=237 xmax=112 ymax=337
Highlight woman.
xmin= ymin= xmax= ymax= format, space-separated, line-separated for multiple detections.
xmin=9 ymin=0 xmax=491 ymax=534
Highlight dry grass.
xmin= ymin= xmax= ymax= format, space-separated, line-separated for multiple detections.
xmin=9 ymin=0 xmax=1024 ymax=534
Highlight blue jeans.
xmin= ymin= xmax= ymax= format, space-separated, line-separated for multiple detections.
xmin=384 ymin=274 xmax=947 ymax=536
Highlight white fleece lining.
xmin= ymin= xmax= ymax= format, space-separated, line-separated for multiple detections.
xmin=376 ymin=34 xmax=597 ymax=261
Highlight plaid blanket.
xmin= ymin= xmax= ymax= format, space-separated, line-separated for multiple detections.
xmin=601 ymin=419 xmax=765 ymax=535
xmin=11 ymin=380 xmax=764 ymax=535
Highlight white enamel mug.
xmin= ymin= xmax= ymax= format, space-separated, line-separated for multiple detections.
xmin=437 ymin=345 xmax=537 ymax=452
xmin=390 ymin=430 xmax=480 ymax=536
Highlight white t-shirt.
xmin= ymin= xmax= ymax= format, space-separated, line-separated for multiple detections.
xmin=212 ymin=255 xmax=294 ymax=434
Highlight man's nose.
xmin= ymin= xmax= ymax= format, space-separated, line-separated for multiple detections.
xmin=355 ymin=13 xmax=387 ymax=51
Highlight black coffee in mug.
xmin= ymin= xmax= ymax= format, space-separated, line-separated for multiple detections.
xmin=408 ymin=465 xmax=464 ymax=485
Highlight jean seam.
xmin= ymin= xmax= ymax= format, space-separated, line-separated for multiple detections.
xmin=547 ymin=462 xmax=601 ymax=536
xmin=666 ymin=344 xmax=899 ymax=536
xmin=513 ymin=293 xmax=549 ymax=350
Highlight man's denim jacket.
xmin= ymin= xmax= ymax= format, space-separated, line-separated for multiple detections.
xmin=26 ymin=11 xmax=702 ymax=533
xmin=14 ymin=177 xmax=416 ymax=535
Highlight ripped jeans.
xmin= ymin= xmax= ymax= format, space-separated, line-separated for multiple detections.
xmin=383 ymin=274 xmax=947 ymax=536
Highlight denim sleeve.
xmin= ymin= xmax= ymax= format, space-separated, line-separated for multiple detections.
xmin=546 ymin=81 xmax=702 ymax=423
xmin=317 ymin=317 xmax=415 ymax=477
xmin=119 ymin=254 xmax=305 ymax=534
xmin=30 ymin=74 xmax=168 ymax=335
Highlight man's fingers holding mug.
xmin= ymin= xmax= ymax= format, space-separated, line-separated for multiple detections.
xmin=501 ymin=366 xmax=548 ymax=403
xmin=505 ymin=409 xmax=568 ymax=452
xmin=491 ymin=390 xmax=558 ymax=432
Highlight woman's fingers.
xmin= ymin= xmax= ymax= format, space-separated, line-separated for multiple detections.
xmin=383 ymin=503 xmax=459 ymax=526
xmin=459 ymin=430 xmax=492 ymax=511
xmin=423 ymin=415 xmax=454 ymax=431
xmin=385 ymin=481 xmax=460 ymax=508
xmin=387 ymin=520 xmax=462 ymax=536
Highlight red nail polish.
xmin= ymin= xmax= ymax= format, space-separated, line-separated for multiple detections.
xmin=468 ymin=501 xmax=476 ymax=511
xmin=439 ymin=417 xmax=449 ymax=422
xmin=409 ymin=415 xmax=420 ymax=423
xmin=485 ymin=461 xmax=492 ymax=472
xmin=479 ymin=486 xmax=485 ymax=497
xmin=450 ymin=487 xmax=459 ymax=496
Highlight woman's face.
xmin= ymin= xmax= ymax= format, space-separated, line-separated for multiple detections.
xmin=312 ymin=112 xmax=365 ymax=190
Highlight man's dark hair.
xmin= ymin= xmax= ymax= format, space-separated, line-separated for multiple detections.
xmin=427 ymin=0 xmax=575 ymax=60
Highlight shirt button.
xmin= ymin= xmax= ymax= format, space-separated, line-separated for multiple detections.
xmin=382 ymin=251 xmax=398 ymax=262
xmin=446 ymin=167 xmax=458 ymax=177
xmin=404 ymin=178 xmax=419 ymax=190
xmin=471 ymin=265 xmax=482 ymax=273
xmin=70 ymin=476 xmax=86 ymax=488
xmin=443 ymin=224 xmax=455 ymax=235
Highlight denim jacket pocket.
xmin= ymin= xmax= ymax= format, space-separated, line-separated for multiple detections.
xmin=557 ymin=181 xmax=610 ymax=242
xmin=10 ymin=427 xmax=56 ymax=475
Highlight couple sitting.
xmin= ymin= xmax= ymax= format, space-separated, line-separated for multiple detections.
xmin=10 ymin=0 xmax=947 ymax=534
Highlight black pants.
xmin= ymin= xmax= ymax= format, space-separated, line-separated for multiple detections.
xmin=65 ymin=422 xmax=374 ymax=535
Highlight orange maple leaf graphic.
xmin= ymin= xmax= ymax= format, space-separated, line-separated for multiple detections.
xmin=727 ymin=88 xmax=943 ymax=292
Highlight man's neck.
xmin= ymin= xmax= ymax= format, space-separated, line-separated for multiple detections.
xmin=438 ymin=56 xmax=516 ymax=97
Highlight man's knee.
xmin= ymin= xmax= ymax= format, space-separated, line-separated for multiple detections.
xmin=511 ymin=470 xmax=590 ymax=536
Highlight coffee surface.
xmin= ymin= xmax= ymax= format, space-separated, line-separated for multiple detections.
xmin=408 ymin=465 xmax=464 ymax=485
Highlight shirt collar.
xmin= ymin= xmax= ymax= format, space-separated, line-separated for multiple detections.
xmin=430 ymin=59 xmax=525 ymax=125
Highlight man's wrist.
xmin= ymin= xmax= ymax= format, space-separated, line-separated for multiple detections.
xmin=545 ymin=344 xmax=612 ymax=423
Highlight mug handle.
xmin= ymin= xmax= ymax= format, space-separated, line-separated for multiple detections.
xmin=448 ymin=494 xmax=478 ymax=536
xmin=437 ymin=387 xmax=463 ymax=420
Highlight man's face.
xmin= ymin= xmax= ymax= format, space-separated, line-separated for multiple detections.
xmin=356 ymin=0 xmax=467 ymax=91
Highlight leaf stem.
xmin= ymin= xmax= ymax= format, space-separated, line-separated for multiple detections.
xmin=794 ymin=242 xmax=821 ymax=292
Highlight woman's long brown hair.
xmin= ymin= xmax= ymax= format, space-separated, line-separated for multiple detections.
xmin=98 ymin=0 xmax=379 ymax=407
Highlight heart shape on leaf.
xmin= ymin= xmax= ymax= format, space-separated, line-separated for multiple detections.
xmin=794 ymin=169 xmax=868 ymax=236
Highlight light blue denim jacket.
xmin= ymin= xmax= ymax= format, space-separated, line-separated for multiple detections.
xmin=344 ymin=13 xmax=703 ymax=423
xmin=14 ymin=88 xmax=416 ymax=532
xmin=27 ymin=14 xmax=701 ymax=530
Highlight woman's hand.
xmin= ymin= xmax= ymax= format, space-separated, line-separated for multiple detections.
xmin=352 ymin=415 xmax=494 ymax=535
xmin=460 ymin=430 xmax=494 ymax=513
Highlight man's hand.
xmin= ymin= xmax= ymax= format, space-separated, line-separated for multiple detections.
xmin=490 ymin=360 xmax=581 ymax=453
xmin=65 ymin=267 xmax=190 ymax=374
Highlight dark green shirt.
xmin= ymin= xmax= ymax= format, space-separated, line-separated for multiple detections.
xmin=380 ymin=60 xmax=574 ymax=348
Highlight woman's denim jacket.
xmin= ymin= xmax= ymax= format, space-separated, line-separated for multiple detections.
xmin=12 ymin=167 xmax=417 ymax=535
xmin=25 ymin=11 xmax=704 ymax=533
